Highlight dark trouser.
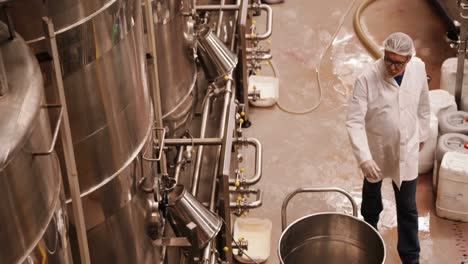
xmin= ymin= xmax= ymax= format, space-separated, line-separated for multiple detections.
xmin=361 ymin=178 xmax=420 ymax=264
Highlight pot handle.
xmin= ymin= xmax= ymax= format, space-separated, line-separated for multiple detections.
xmin=281 ymin=187 xmax=358 ymax=231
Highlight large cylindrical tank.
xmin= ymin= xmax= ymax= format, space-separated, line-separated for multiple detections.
xmin=7 ymin=0 xmax=157 ymax=262
xmin=0 ymin=23 xmax=72 ymax=264
xmin=151 ymin=0 xmax=197 ymax=137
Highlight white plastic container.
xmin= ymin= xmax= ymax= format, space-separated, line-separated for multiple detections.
xmin=429 ymin=89 xmax=457 ymax=119
xmin=440 ymin=57 xmax=468 ymax=96
xmin=233 ymin=217 xmax=272 ymax=263
xmin=419 ymin=113 xmax=439 ymax=174
xmin=248 ymin=75 xmax=279 ymax=107
xmin=436 ymin=151 xmax=468 ymax=222
xmin=433 ymin=133 xmax=468 ymax=192
xmin=439 ymin=111 xmax=468 ymax=135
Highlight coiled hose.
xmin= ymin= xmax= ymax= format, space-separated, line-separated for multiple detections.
xmin=353 ymin=0 xmax=382 ymax=59
xmin=272 ymin=0 xmax=381 ymax=115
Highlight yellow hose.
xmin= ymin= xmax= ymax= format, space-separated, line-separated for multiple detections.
xmin=353 ymin=0 xmax=382 ymax=59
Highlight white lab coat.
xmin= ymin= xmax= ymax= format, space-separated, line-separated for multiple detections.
xmin=346 ymin=57 xmax=430 ymax=188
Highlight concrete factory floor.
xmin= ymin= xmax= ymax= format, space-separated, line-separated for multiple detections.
xmin=238 ymin=0 xmax=468 ymax=263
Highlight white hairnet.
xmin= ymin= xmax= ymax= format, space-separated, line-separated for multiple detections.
xmin=383 ymin=32 xmax=415 ymax=56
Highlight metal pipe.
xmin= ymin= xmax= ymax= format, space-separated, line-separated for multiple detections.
xmin=0 ymin=49 xmax=7 ymax=96
xmin=246 ymin=47 xmax=271 ymax=53
xmin=230 ymin=0 xmax=241 ymax=51
xmin=219 ymin=80 xmax=233 ymax=137
xmin=246 ymin=53 xmax=273 ymax=61
xmin=203 ymin=80 xmax=234 ymax=263
xmin=2 ymin=4 xmax=15 ymax=39
xmin=216 ymin=0 xmax=225 ymax=37
xmin=191 ymin=95 xmax=212 ymax=196
xmin=144 ymin=0 xmax=168 ymax=176
xmin=42 ymin=17 xmax=91 ymax=264
xmin=202 ymin=238 xmax=214 ymax=264
xmin=281 ymin=187 xmax=359 ymax=231
xmin=245 ymin=4 xmax=273 ymax=41
xmin=455 ymin=28 xmax=467 ymax=104
xmin=164 ymin=138 xmax=223 ymax=146
xmin=174 ymin=146 xmax=185 ymax=184
xmin=210 ymin=250 xmax=217 ymax=264
xmin=33 ymin=105 xmax=63 ymax=155
xmin=229 ymin=186 xmax=261 ymax=193
xmin=195 ymin=4 xmax=240 ymax=11
xmin=210 ymin=80 xmax=233 ymax=210
xmin=229 ymin=138 xmax=263 ymax=185
xmin=229 ymin=188 xmax=263 ymax=208
xmin=144 ymin=2 xmax=170 ymax=262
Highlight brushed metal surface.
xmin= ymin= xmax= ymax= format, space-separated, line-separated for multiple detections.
xmin=70 ymin=192 xmax=160 ymax=264
xmin=279 ymin=213 xmax=385 ymax=264
xmin=0 ymin=22 xmax=72 ymax=263
xmin=151 ymin=0 xmax=196 ymax=136
xmin=7 ymin=0 xmax=156 ymax=263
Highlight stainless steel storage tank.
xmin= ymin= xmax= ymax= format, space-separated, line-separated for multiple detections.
xmin=151 ymin=0 xmax=197 ymax=137
xmin=7 ymin=0 xmax=157 ymax=262
xmin=0 ymin=22 xmax=72 ymax=264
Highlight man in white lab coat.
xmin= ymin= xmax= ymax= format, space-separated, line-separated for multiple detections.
xmin=346 ymin=32 xmax=430 ymax=264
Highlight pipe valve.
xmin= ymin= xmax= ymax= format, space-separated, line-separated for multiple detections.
xmin=232 ymin=238 xmax=248 ymax=256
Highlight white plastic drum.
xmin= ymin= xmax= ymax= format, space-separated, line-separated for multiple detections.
xmin=233 ymin=217 xmax=272 ymax=263
xmin=419 ymin=113 xmax=439 ymax=174
xmin=436 ymin=151 xmax=468 ymax=222
xmin=439 ymin=111 xmax=468 ymax=135
xmin=248 ymin=75 xmax=279 ymax=107
xmin=440 ymin=57 xmax=468 ymax=96
xmin=434 ymin=133 xmax=468 ymax=192
xmin=429 ymin=90 xmax=457 ymax=119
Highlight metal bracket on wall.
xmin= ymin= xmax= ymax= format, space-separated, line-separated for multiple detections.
xmin=143 ymin=126 xmax=167 ymax=162
xmin=33 ymin=104 xmax=63 ymax=156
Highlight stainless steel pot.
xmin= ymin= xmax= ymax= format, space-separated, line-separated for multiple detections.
xmin=278 ymin=187 xmax=386 ymax=264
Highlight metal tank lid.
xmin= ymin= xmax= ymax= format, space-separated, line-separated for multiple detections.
xmin=0 ymin=22 xmax=44 ymax=169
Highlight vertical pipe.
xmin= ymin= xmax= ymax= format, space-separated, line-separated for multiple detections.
xmin=209 ymin=80 xmax=232 ymax=211
xmin=143 ymin=3 xmax=169 ymax=263
xmin=3 ymin=5 xmax=15 ymax=39
xmin=216 ymin=0 xmax=226 ymax=37
xmin=455 ymin=7 xmax=468 ymax=105
xmin=455 ymin=20 xmax=467 ymax=104
xmin=191 ymin=95 xmax=212 ymax=196
xmin=144 ymin=0 xmax=168 ymax=176
xmin=203 ymin=80 xmax=233 ymax=262
xmin=42 ymin=17 xmax=91 ymax=264
xmin=174 ymin=146 xmax=185 ymax=183
xmin=230 ymin=0 xmax=241 ymax=51
xmin=0 ymin=50 xmax=7 ymax=96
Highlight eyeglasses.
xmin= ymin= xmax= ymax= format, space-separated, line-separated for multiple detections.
xmin=384 ymin=57 xmax=408 ymax=67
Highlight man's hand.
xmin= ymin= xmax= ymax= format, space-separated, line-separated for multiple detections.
xmin=360 ymin=160 xmax=382 ymax=180
xmin=419 ymin=142 xmax=425 ymax=152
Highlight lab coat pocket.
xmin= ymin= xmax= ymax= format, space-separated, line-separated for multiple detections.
xmin=367 ymin=133 xmax=384 ymax=163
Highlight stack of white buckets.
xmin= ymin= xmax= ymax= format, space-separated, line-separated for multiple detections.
xmin=422 ymin=58 xmax=468 ymax=222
